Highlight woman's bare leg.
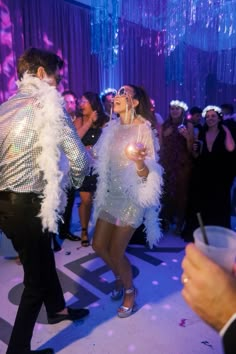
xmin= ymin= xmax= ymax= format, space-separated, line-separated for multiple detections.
xmin=93 ymin=219 xmax=137 ymax=310
xmin=79 ymin=191 xmax=92 ymax=244
xmin=109 ymin=226 xmax=136 ymax=309
xmin=92 ymin=218 xmax=117 ymax=273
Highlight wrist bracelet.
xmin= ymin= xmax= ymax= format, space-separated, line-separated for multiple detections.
xmin=136 ymin=166 xmax=145 ymax=172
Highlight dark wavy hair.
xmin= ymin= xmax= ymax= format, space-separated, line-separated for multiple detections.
xmin=127 ymin=84 xmax=156 ymax=129
xmin=81 ymin=91 xmax=108 ymax=128
xmin=17 ymin=47 xmax=63 ymax=79
xmin=62 ymin=90 xmax=77 ymax=100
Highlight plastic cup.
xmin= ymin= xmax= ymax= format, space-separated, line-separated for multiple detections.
xmin=193 ymin=226 xmax=236 ymax=272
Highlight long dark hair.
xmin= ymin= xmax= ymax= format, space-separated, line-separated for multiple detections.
xmin=81 ymin=91 xmax=108 ymax=128
xmin=128 ymin=84 xmax=156 ymax=129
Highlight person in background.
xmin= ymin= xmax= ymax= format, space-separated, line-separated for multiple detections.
xmin=0 ymin=47 xmax=90 ymax=354
xmin=188 ymin=106 xmax=203 ymax=139
xmin=159 ymin=100 xmax=194 ymax=234
xmin=100 ymin=88 xmax=117 ymax=120
xmin=62 ymin=90 xmax=80 ymax=123
xmin=75 ymin=92 xmax=108 ymax=246
xmin=150 ymin=97 xmax=164 ymax=138
xmin=221 ymin=103 xmax=236 ymax=121
xmin=54 ymin=90 xmax=82 ymax=243
xmin=220 ymin=103 xmax=236 ymax=143
xmin=182 ymin=243 xmax=236 ymax=354
xmin=182 ymin=105 xmax=235 ymax=242
xmin=92 ymin=85 xmax=163 ymax=318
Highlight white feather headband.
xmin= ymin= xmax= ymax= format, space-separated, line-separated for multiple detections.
xmin=100 ymin=87 xmax=117 ymax=99
xmin=170 ymin=100 xmax=188 ymax=112
xmin=202 ymin=105 xmax=222 ymax=118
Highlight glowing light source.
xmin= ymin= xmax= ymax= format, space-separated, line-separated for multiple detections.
xmin=121 ymin=0 xmax=236 ymax=54
xmin=91 ymin=0 xmax=119 ymax=67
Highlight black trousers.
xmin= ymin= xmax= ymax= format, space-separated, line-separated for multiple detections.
xmin=0 ymin=192 xmax=65 ymax=354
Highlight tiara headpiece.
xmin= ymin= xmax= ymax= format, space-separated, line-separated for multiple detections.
xmin=170 ymin=100 xmax=188 ymax=112
xmin=202 ymin=105 xmax=222 ymax=117
xmin=100 ymin=88 xmax=117 ymax=99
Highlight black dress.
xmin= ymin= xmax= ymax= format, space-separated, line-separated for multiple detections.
xmin=223 ymin=318 xmax=236 ymax=354
xmin=183 ymin=127 xmax=235 ymax=240
xmin=79 ymin=127 xmax=102 ymax=192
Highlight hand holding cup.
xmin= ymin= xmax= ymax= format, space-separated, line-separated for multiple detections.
xmin=125 ymin=142 xmax=147 ymax=162
xmin=178 ymin=124 xmax=188 ymax=139
xmin=193 ymin=225 xmax=236 ymax=273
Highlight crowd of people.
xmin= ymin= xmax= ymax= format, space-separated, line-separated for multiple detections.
xmin=0 ymin=47 xmax=236 ymax=354
xmin=159 ymin=101 xmax=236 ymax=243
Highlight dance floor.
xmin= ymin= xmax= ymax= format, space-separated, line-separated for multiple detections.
xmin=0 ymin=199 xmax=224 ymax=354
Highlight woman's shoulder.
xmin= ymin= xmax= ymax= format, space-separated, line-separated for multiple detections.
xmin=162 ymin=118 xmax=172 ymax=129
xmin=73 ymin=116 xmax=83 ymax=129
xmin=136 ymin=116 xmax=152 ymax=129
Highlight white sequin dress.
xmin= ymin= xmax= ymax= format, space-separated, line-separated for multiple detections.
xmin=93 ymin=118 xmax=163 ymax=247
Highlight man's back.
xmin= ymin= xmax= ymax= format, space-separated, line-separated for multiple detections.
xmin=0 ymin=90 xmax=42 ymax=192
xmin=0 ymin=47 xmax=90 ymax=354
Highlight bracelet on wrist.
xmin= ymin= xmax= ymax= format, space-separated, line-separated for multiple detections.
xmin=136 ymin=165 xmax=145 ymax=172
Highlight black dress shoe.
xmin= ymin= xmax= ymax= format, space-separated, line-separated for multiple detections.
xmin=47 ymin=307 xmax=89 ymax=324
xmin=59 ymin=232 xmax=81 ymax=241
xmin=52 ymin=234 xmax=62 ymax=252
xmin=30 ymin=349 xmax=54 ymax=354
xmin=53 ymin=243 xmax=62 ymax=252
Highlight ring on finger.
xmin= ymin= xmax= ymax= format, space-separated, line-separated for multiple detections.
xmin=182 ymin=275 xmax=189 ymax=284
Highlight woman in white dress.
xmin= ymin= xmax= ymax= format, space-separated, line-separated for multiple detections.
xmin=92 ymin=85 xmax=163 ymax=317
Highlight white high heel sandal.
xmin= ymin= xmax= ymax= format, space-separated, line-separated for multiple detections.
xmin=117 ymin=287 xmax=138 ymax=318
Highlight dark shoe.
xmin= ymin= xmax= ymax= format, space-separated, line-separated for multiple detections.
xmin=53 ymin=245 xmax=61 ymax=252
xmin=53 ymin=243 xmax=62 ymax=252
xmin=47 ymin=307 xmax=89 ymax=324
xmin=53 ymin=239 xmax=62 ymax=252
xmin=52 ymin=234 xmax=62 ymax=252
xmin=161 ymin=219 xmax=170 ymax=233
xmin=30 ymin=349 xmax=54 ymax=353
xmin=52 ymin=234 xmax=61 ymax=252
xmin=81 ymin=228 xmax=90 ymax=247
xmin=59 ymin=232 xmax=81 ymax=241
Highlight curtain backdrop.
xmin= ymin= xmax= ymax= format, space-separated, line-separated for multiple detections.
xmin=0 ymin=0 xmax=99 ymax=102
xmin=1 ymin=0 xmax=236 ymax=118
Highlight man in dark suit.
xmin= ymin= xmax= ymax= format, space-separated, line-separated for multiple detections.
xmin=181 ymin=243 xmax=236 ymax=354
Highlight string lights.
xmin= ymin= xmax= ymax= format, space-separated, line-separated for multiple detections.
xmin=91 ymin=0 xmax=119 ymax=67
xmin=91 ymin=0 xmax=236 ymax=83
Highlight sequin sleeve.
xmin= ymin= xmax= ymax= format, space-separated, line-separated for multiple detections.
xmin=60 ymin=111 xmax=90 ymax=189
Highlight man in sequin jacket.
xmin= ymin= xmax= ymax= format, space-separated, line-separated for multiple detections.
xmin=0 ymin=48 xmax=90 ymax=354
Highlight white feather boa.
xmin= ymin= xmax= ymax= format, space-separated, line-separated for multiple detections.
xmin=93 ymin=120 xmax=163 ymax=248
xmin=17 ymin=74 xmax=69 ymax=233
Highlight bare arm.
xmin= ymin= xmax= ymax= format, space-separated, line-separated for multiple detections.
xmin=74 ymin=111 xmax=97 ymax=139
xmin=178 ymin=122 xmax=194 ymax=152
xmin=222 ymin=125 xmax=235 ymax=152
xmin=157 ymin=124 xmax=163 ymax=146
